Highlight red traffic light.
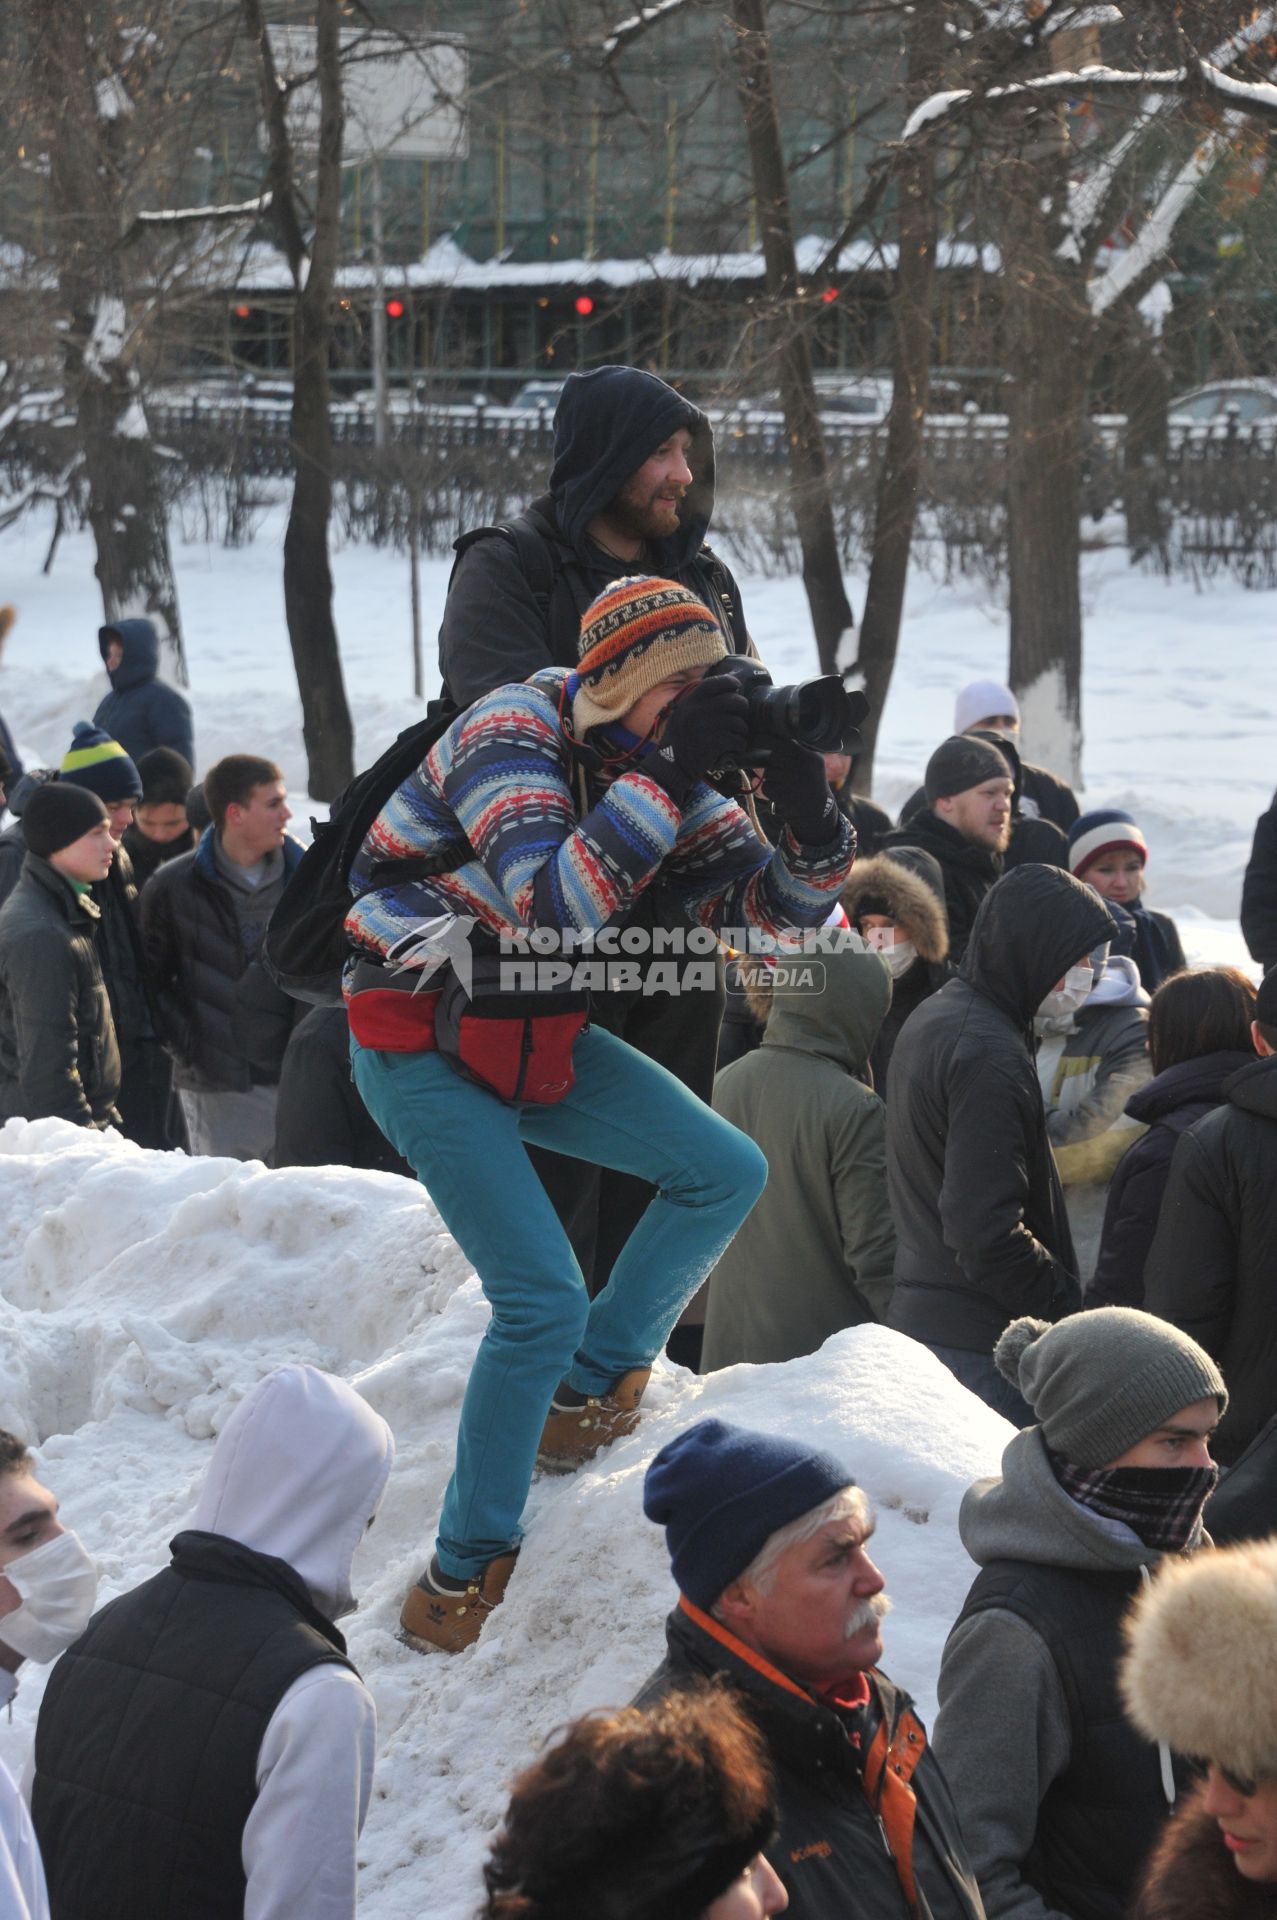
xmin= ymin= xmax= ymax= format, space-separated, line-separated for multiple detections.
xmin=385 ymin=298 xmax=406 ymax=319
xmin=233 ymin=304 xmax=251 ymax=319
xmin=821 ymin=286 xmax=838 ymax=304
xmin=574 ymin=295 xmax=595 ymax=317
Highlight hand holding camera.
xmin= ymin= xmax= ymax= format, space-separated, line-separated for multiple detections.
xmin=761 ymin=739 xmax=839 ymax=844
xmin=651 ymin=675 xmax=751 ymax=792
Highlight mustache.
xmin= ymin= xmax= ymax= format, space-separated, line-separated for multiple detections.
xmin=845 ymin=1592 xmax=892 ymax=1639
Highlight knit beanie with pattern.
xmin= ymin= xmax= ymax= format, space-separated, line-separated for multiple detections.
xmin=571 ymin=575 xmax=727 ymax=735
xmin=1068 ymin=808 xmax=1149 ymax=879
xmin=993 ymin=1310 xmax=1227 ymax=1469
xmin=60 ymin=720 xmax=142 ymax=804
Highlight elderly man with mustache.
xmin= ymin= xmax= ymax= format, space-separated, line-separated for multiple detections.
xmin=636 ymin=1419 xmax=987 ymax=1920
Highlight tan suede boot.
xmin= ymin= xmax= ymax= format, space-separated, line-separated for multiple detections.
xmin=536 ymin=1366 xmax=652 ymax=1474
xmin=399 ymin=1550 xmax=519 ymax=1655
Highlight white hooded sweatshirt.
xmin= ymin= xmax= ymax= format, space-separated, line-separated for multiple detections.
xmin=0 ymin=1757 xmax=48 ymax=1920
xmin=190 ymin=1365 xmax=394 ymax=1920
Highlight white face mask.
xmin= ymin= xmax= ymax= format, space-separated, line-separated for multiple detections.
xmin=0 ymin=1529 xmax=99 ymax=1663
xmin=862 ymin=926 xmax=918 ymax=978
xmin=1037 ymin=963 xmax=1094 ymax=1024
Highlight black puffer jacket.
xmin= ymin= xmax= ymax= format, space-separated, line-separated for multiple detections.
xmin=0 ymin=854 xmax=121 ymax=1127
xmin=882 ymin=811 xmax=1003 ymax=965
xmin=140 ymin=829 xmax=304 ymax=1093
xmin=1088 ymin=1048 xmax=1254 ymax=1309
xmin=635 ymin=1602 xmax=986 ymax=1920
xmin=1145 ymin=1052 xmax=1277 ymax=1464
xmin=439 ymin=365 xmax=751 ymax=710
xmin=885 ymin=864 xmax=1115 ymax=1352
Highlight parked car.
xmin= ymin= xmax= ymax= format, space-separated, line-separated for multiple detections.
xmin=1168 ymin=378 xmax=1277 ymax=425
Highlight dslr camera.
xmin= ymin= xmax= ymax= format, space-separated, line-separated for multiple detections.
xmin=703 ymin=656 xmax=869 ymax=771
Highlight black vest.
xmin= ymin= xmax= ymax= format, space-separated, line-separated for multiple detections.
xmin=957 ymin=1559 xmax=1185 ymax=1920
xmin=32 ymin=1529 xmax=355 ymax=1920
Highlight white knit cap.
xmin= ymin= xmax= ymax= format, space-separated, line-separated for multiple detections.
xmin=955 ymin=679 xmax=1020 ymax=735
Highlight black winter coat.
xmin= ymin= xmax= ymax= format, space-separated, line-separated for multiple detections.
xmin=1088 ymin=1048 xmax=1254 ymax=1310
xmin=882 ymin=812 xmax=1002 ymax=965
xmin=140 ymin=829 xmax=303 ymax=1093
xmin=121 ymin=818 xmax=198 ymax=892
xmin=1241 ymin=789 xmax=1277 ymax=973
xmin=885 ymin=863 xmax=1115 ymax=1352
xmin=1145 ymin=1052 xmax=1277 ymax=1463
xmin=439 ymin=366 xmax=750 ymax=710
xmin=635 ymin=1602 xmax=986 ymax=1920
xmin=0 ymin=854 xmax=121 ymax=1127
xmin=274 ymin=1006 xmax=412 ymax=1177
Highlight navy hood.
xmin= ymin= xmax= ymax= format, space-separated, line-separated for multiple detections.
xmin=549 ymin=365 xmax=715 ymax=562
xmin=961 ymin=862 xmax=1116 ymax=1028
xmin=100 ymin=617 xmax=160 ymax=691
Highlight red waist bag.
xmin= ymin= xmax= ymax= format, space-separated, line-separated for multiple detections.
xmin=346 ymin=959 xmax=440 ymax=1052
xmin=434 ymin=955 xmax=589 ymax=1104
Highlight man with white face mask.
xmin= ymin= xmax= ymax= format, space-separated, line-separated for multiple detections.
xmin=31 ymin=1365 xmax=394 ymax=1920
xmin=0 ymin=1429 xmax=96 ymax=1920
xmin=884 ymin=865 xmax=1116 ymax=1421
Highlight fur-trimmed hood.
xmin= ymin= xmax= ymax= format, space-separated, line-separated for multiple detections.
xmin=1132 ymin=1788 xmax=1275 ymax=1919
xmin=1122 ymin=1535 xmax=1277 ymax=1782
xmin=840 ymin=850 xmax=949 ymax=964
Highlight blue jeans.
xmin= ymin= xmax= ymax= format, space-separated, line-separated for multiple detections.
xmin=926 ymin=1342 xmax=1035 ymax=1428
xmin=352 ymin=1026 xmax=767 ymax=1579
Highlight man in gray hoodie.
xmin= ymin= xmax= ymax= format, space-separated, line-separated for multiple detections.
xmin=933 ymin=1309 xmax=1227 ymax=1920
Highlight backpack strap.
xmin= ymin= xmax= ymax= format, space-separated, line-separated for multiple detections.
xmin=696 ymin=542 xmax=751 ymax=656
xmin=450 ymin=506 xmax=590 ymax=668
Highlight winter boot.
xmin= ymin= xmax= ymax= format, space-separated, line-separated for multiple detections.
xmin=536 ymin=1367 xmax=652 ymax=1474
xmin=399 ymin=1550 xmax=519 ymax=1655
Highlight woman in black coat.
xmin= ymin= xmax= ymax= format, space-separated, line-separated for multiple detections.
xmin=1088 ymin=966 xmax=1255 ymax=1308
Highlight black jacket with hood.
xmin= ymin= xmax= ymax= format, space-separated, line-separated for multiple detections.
xmin=438 ymin=364 xmax=751 ymax=709
xmin=93 ymin=618 xmax=195 ymax=769
xmin=842 ymin=847 xmax=951 ymax=1095
xmin=0 ymin=853 xmax=121 ymax=1128
xmin=1087 ymin=1047 xmax=1254 ymax=1311
xmin=885 ymin=864 xmax=1116 ymax=1353
xmin=1144 ymin=1051 xmax=1277 ymax=1463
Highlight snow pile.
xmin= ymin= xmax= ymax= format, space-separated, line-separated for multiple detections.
xmin=0 ymin=1118 xmax=1010 ymax=1917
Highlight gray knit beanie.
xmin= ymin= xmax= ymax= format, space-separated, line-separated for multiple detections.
xmin=993 ymin=1310 xmax=1227 ymax=1468
xmin=924 ymin=734 xmax=1012 ymax=804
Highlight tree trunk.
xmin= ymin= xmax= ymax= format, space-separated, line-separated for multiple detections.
xmin=853 ymin=3 xmax=941 ymax=788
xmin=1112 ymin=314 xmax=1170 ymax=566
xmin=25 ymin=3 xmax=187 ymax=682
xmin=729 ymin=0 xmax=854 ymax=676
xmin=243 ymin=0 xmax=354 ymax=800
xmin=998 ymin=150 xmax=1092 ymax=786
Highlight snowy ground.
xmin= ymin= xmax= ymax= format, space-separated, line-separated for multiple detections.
xmin=0 ymin=506 xmax=1270 ymax=1909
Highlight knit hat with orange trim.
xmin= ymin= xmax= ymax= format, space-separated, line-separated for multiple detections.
xmin=571 ymin=575 xmax=727 ymax=736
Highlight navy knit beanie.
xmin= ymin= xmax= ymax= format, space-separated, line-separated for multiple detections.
xmin=643 ymin=1418 xmax=855 ymax=1609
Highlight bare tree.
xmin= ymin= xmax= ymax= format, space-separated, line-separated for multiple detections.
xmin=242 ymin=0 xmax=355 ymax=800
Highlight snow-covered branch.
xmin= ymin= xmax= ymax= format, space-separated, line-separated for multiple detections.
xmin=602 ymin=0 xmax=697 ymax=60
xmin=901 ymin=57 xmax=1277 ymax=144
xmin=132 ymin=191 xmax=273 ymax=229
xmin=1088 ymin=131 xmax=1229 ymax=316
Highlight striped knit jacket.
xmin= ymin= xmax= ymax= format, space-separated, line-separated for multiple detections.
xmin=344 ymin=667 xmax=854 ymax=965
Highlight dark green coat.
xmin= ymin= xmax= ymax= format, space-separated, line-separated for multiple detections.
xmin=702 ymin=946 xmax=895 ymax=1368
xmin=0 ymin=853 xmax=121 ymax=1128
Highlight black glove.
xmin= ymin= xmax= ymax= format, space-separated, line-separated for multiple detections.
xmin=760 ymin=739 xmax=839 ymax=843
xmin=643 ymin=674 xmax=750 ymax=802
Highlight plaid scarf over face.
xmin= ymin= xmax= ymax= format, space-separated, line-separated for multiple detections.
xmin=1048 ymin=1450 xmax=1218 ymax=1553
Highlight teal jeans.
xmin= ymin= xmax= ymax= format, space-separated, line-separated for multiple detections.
xmin=352 ymin=1025 xmax=767 ymax=1579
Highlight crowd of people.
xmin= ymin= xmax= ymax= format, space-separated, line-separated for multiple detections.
xmin=0 ymin=364 xmax=1275 ymax=1919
